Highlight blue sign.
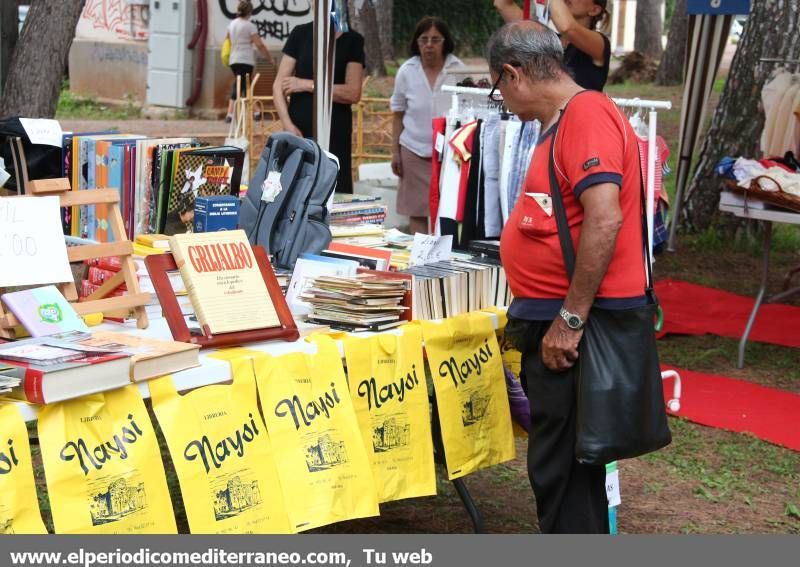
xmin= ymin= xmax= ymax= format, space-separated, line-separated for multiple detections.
xmin=687 ymin=0 xmax=751 ymax=14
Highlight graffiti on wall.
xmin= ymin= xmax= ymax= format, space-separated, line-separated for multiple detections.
xmin=80 ymin=0 xmax=149 ymax=41
xmin=218 ymin=0 xmax=312 ymax=42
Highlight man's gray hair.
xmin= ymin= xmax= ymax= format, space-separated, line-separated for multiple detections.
xmin=486 ymin=21 xmax=566 ymax=82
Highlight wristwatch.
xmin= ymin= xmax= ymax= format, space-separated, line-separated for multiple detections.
xmin=559 ymin=306 xmax=585 ymax=330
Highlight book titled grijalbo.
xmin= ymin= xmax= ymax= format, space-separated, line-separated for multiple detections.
xmin=170 ymin=230 xmax=280 ymax=335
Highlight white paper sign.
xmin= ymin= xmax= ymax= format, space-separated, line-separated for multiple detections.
xmin=18 ymin=118 xmax=63 ymax=148
xmin=0 ymin=196 xmax=73 ymax=287
xmin=410 ymin=233 xmax=453 ymax=267
xmin=605 ymin=469 xmax=622 ymax=508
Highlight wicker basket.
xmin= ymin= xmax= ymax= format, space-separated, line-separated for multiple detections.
xmin=723 ymin=178 xmax=800 ymax=213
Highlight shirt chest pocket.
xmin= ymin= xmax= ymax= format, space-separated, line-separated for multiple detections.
xmin=517 ymin=192 xmax=557 ymax=237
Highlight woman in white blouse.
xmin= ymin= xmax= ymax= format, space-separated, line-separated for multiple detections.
xmin=390 ymin=17 xmax=464 ymax=234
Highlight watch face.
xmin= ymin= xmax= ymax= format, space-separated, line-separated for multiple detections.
xmin=568 ymin=315 xmax=582 ymax=329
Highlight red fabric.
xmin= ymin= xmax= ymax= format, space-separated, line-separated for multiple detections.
xmin=662 ymin=365 xmax=800 ymax=452
xmin=758 ymin=159 xmax=795 ymax=173
xmin=429 ymin=117 xmax=447 ymax=227
xmin=500 ymin=91 xmax=646 ymax=301
xmin=523 ymin=0 xmax=531 ymax=19
xmin=655 ymin=279 xmax=800 ymax=348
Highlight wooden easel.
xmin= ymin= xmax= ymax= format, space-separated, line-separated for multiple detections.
xmin=0 ymin=179 xmax=151 ymax=338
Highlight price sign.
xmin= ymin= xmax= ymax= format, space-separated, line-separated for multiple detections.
xmin=410 ymin=233 xmax=453 ymax=267
xmin=605 ymin=468 xmax=622 ymax=508
xmin=0 ymin=196 xmax=73 ymax=287
xmin=18 ymin=118 xmax=63 ymax=147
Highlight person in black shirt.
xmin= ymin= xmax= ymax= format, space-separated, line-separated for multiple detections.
xmin=494 ymin=0 xmax=611 ymax=91
xmin=273 ymin=22 xmax=365 ymax=193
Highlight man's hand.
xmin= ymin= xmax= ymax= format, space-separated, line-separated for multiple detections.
xmin=282 ymin=77 xmax=312 ymax=95
xmin=541 ymin=316 xmax=583 ymax=372
xmin=281 ymin=121 xmax=303 ymax=137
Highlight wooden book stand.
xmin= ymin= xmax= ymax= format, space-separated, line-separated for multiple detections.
xmin=0 ymin=179 xmax=150 ymax=339
xmin=145 ymin=245 xmax=299 ymax=349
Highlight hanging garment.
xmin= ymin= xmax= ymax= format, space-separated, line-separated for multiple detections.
xmin=429 ymin=117 xmax=447 ymax=230
xmin=460 ymin=120 xmax=486 ymax=247
xmin=436 ymin=120 xmax=461 ymax=234
xmin=761 ymin=71 xmax=793 ymax=155
xmin=769 ymin=82 xmax=800 ymax=157
xmin=499 ymin=120 xmax=521 ymax=223
xmin=482 ymin=113 xmax=503 ymax=238
xmin=506 ymin=121 xmax=540 ymax=216
xmin=448 ymin=120 xmax=479 ymax=222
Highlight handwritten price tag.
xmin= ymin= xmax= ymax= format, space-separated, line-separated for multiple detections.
xmin=18 ymin=118 xmax=63 ymax=148
xmin=605 ymin=469 xmax=621 ymax=507
xmin=410 ymin=233 xmax=453 ymax=267
xmin=0 ymin=196 xmax=72 ymax=287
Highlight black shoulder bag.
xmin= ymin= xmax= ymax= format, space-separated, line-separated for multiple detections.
xmin=548 ymin=121 xmax=672 ymax=466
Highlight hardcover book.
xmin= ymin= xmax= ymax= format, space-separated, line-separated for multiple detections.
xmin=164 ymin=146 xmax=245 ymax=235
xmin=169 ymin=230 xmax=281 ymax=335
xmin=0 ymin=338 xmax=131 ymax=404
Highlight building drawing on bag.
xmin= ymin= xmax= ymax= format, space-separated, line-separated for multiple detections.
xmin=89 ymin=477 xmax=147 ymax=525
xmin=0 ymin=518 xmax=13 ymax=535
xmin=305 ymin=434 xmax=348 ymax=472
xmin=372 ymin=416 xmax=410 ymax=452
xmin=213 ymin=475 xmax=262 ymax=520
xmin=461 ymin=392 xmax=490 ymax=426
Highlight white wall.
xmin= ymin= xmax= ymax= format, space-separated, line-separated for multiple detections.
xmin=211 ymin=0 xmax=312 ymax=49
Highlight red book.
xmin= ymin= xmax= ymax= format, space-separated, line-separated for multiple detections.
xmin=85 ymin=256 xmax=122 ymax=272
xmin=0 ymin=339 xmax=132 ymax=404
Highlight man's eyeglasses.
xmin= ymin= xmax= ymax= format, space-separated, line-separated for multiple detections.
xmin=417 ymin=36 xmax=444 ymax=45
xmin=488 ymin=68 xmax=506 ymax=103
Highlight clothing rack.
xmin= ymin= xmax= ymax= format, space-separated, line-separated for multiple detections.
xmin=440 ymin=86 xmax=672 ymax=263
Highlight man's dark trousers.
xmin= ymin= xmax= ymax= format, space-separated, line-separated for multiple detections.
xmin=521 ymin=320 xmax=609 ymax=534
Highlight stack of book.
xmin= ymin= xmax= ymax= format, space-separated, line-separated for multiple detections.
xmin=0 ymin=329 xmax=201 ymax=404
xmin=407 ymin=255 xmax=512 ymax=321
xmin=0 ymin=366 xmax=21 ymax=395
xmin=303 ymin=275 xmax=410 ymax=332
xmin=330 ymin=195 xmax=387 ymax=226
xmin=0 ymin=338 xmax=132 ymax=404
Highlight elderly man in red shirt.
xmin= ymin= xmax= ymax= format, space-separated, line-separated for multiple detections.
xmin=490 ymin=20 xmax=647 ymax=533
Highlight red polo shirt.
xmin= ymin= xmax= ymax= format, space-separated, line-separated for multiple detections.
xmin=499 ymin=91 xmax=647 ymax=320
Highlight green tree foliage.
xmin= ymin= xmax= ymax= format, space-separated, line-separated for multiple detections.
xmin=393 ymin=1 xmax=504 ymax=58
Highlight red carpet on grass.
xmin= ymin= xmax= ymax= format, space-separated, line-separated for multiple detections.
xmin=655 ymin=279 xmax=800 ymax=348
xmin=662 ymin=365 xmax=800 ymax=452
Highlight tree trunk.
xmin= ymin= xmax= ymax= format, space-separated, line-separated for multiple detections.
xmin=0 ymin=0 xmax=19 ymax=96
xmin=353 ymin=0 xmax=387 ymax=76
xmin=635 ymin=0 xmax=664 ymax=58
xmin=655 ymin=0 xmax=687 ymax=85
xmin=0 ymin=0 xmax=85 ymax=118
xmin=375 ymin=0 xmax=393 ymax=61
xmin=683 ymin=1 xmax=800 ymax=232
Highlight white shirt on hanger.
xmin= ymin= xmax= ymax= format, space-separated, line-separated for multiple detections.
xmin=390 ymin=54 xmax=464 ymax=158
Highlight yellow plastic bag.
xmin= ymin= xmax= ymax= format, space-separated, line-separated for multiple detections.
xmin=254 ymin=335 xmax=379 ymax=531
xmin=149 ymin=362 xmax=291 ymax=534
xmin=482 ymin=307 xmax=526 ymax=437
xmin=37 ymin=386 xmax=176 ymax=534
xmin=419 ymin=312 xmax=515 ymax=479
xmin=221 ymin=37 xmax=231 ymax=66
xmin=0 ymin=404 xmax=47 ymax=534
xmin=343 ymin=325 xmax=436 ymax=503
